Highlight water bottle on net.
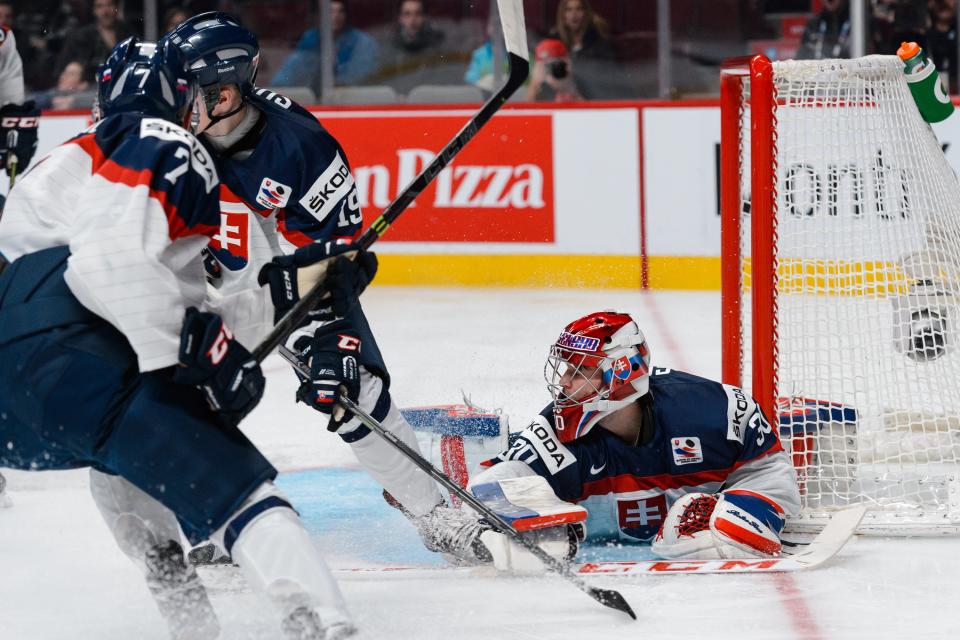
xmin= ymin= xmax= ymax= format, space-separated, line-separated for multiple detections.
xmin=898 ymin=41 xmax=955 ymax=123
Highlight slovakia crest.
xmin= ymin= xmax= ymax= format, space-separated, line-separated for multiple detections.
xmin=616 ymin=495 xmax=667 ymax=541
xmin=256 ymin=177 xmax=292 ymax=210
xmin=671 ymin=437 xmax=703 ymax=466
xmin=208 ymin=211 xmax=249 ymax=271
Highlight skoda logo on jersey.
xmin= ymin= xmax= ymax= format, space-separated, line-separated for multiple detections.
xmin=671 ymin=437 xmax=703 ymax=466
xmin=256 ymin=177 xmax=293 ymax=210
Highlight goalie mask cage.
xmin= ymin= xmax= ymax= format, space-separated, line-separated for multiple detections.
xmin=720 ymin=55 xmax=960 ymax=534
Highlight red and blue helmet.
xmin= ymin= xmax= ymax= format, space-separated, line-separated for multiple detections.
xmin=95 ymin=37 xmax=197 ymax=127
xmin=545 ymin=311 xmax=651 ymax=443
xmin=162 ymin=12 xmax=260 ymax=114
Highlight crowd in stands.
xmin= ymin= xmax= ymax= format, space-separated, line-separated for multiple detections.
xmin=3 ymin=0 xmax=959 ymax=107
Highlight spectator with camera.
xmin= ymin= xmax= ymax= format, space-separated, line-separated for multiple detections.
xmin=549 ymin=0 xmax=617 ymax=99
xmin=527 ymin=38 xmax=580 ymax=102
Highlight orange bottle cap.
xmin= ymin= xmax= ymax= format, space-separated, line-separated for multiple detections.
xmin=898 ymin=41 xmax=921 ymax=60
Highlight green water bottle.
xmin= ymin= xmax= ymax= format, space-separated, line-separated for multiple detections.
xmin=898 ymin=41 xmax=955 ymax=123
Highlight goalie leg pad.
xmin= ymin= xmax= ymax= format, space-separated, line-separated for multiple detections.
xmin=479 ymin=524 xmax=581 ymax=575
xmin=709 ymin=490 xmax=784 ymax=558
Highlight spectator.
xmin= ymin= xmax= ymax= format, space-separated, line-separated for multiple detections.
xmin=873 ymin=0 xmax=930 ymax=54
xmin=271 ymin=0 xmax=379 ymax=92
xmin=464 ymin=39 xmax=494 ymax=91
xmin=549 ymin=0 xmax=617 ymax=99
xmin=797 ymin=0 xmax=851 ymax=59
xmin=927 ymin=0 xmax=957 ymax=90
xmin=163 ymin=5 xmax=191 ymax=34
xmin=29 ymin=61 xmax=93 ymax=110
xmin=376 ymin=0 xmax=448 ymax=91
xmin=526 ymin=38 xmax=580 ymax=102
xmin=11 ymin=0 xmax=79 ymax=91
xmin=55 ymin=0 xmax=135 ymax=83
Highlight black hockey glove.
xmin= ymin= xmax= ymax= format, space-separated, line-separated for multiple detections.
xmin=292 ymin=318 xmax=362 ymax=431
xmin=257 ymin=240 xmax=378 ymax=324
xmin=0 ymin=101 xmax=40 ymax=178
xmin=173 ymin=307 xmax=265 ymax=427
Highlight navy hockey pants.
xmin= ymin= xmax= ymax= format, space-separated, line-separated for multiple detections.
xmin=0 ymin=247 xmax=276 ymax=544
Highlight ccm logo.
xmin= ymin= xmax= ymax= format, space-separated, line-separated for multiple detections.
xmin=2 ymin=117 xmax=38 ymax=128
xmin=338 ymin=335 xmax=361 ymax=351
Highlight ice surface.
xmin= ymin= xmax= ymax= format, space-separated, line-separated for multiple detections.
xmin=1 ymin=288 xmax=957 ymax=639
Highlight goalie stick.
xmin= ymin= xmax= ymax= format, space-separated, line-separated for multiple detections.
xmin=278 ymin=346 xmax=637 ymax=621
xmin=330 ymin=505 xmax=866 ymax=578
xmin=251 ymin=0 xmax=530 ymax=365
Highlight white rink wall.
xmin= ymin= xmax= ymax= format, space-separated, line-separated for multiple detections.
xmin=18 ymin=100 xmax=960 ymax=289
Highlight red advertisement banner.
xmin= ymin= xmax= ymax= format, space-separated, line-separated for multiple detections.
xmin=316 ymin=112 xmax=555 ymax=243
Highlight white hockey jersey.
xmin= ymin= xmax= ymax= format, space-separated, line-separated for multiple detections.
xmin=0 ymin=113 xmax=221 ymax=371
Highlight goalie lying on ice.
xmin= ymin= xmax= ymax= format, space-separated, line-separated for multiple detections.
xmin=426 ymin=310 xmax=801 ymax=568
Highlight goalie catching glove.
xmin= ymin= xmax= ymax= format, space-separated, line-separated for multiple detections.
xmin=257 ymin=240 xmax=378 ymax=324
xmin=651 ymin=490 xmax=785 ymax=560
xmin=173 ymin=307 xmax=265 ymax=428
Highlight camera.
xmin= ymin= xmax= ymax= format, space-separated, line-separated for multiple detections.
xmin=548 ymin=59 xmax=568 ymax=80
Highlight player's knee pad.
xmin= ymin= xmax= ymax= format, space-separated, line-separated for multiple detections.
xmin=211 ymin=481 xmax=297 ymax=557
xmin=709 ymin=490 xmax=784 ymax=558
xmin=212 ymin=482 xmax=349 ymax=622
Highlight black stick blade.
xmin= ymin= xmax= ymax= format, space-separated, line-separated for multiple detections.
xmin=590 ymin=587 xmax=637 ymax=620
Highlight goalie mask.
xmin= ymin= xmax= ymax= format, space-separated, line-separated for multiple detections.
xmin=545 ymin=311 xmax=651 ymax=443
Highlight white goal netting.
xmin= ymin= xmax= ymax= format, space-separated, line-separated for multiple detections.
xmin=729 ymin=56 xmax=960 ymax=533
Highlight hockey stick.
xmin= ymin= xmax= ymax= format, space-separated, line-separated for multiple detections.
xmin=330 ymin=506 xmax=866 ymax=578
xmin=278 ymin=346 xmax=637 ymax=620
xmin=251 ymin=0 xmax=529 ymax=364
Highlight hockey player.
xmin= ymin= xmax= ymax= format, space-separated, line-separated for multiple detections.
xmin=0 ymin=24 xmax=38 ymax=187
xmin=0 ymin=21 xmax=40 ymax=507
xmin=0 ymin=38 xmax=352 ymax=639
xmin=465 ymin=310 xmax=802 ymax=563
xmin=163 ymin=13 xmax=473 ymax=562
xmin=303 ymin=309 xmax=802 ymax=568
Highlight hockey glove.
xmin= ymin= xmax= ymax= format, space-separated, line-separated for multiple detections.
xmin=292 ymin=318 xmax=362 ymax=430
xmin=257 ymin=240 xmax=378 ymax=324
xmin=173 ymin=307 xmax=266 ymax=427
xmin=0 ymin=101 xmax=40 ymax=178
xmin=652 ymin=491 xmax=784 ymax=559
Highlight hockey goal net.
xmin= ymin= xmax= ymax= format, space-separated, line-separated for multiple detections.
xmin=721 ymin=55 xmax=960 ymax=534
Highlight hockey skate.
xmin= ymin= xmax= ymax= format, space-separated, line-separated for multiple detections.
xmin=414 ymin=503 xmax=495 ymax=565
xmin=144 ymin=541 xmax=220 ymax=640
xmin=281 ymin=606 xmax=356 ymax=640
xmin=0 ymin=472 xmax=11 ymax=508
xmin=187 ymin=542 xmax=234 ymax=567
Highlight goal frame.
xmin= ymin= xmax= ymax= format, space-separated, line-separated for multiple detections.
xmin=718 ymin=54 xmax=960 ymax=535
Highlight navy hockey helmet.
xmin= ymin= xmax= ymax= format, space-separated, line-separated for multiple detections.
xmin=163 ymin=12 xmax=260 ymax=114
xmin=95 ymin=37 xmax=197 ymax=127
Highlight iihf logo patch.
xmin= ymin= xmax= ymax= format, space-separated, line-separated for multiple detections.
xmin=671 ymin=437 xmax=703 ymax=466
xmin=256 ymin=177 xmax=292 ymax=210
